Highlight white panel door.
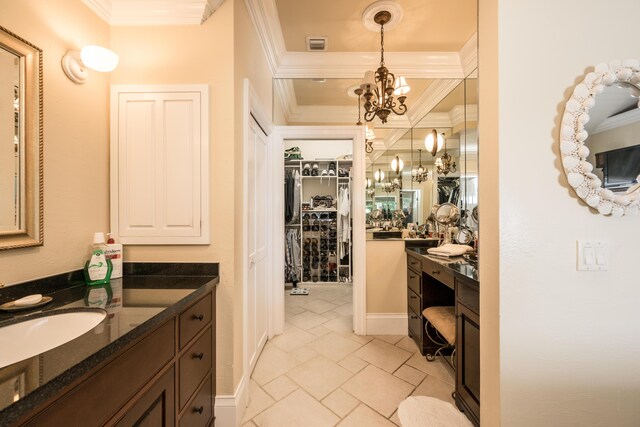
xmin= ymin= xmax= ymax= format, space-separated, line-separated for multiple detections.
xmin=110 ymin=85 xmax=209 ymax=245
xmin=247 ymin=117 xmax=269 ymax=374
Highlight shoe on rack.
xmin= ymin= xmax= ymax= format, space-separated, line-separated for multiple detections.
xmin=311 ymin=163 xmax=319 ymax=176
xmin=321 ymin=169 xmax=328 ymax=177
xmin=302 ymin=163 xmax=311 ymax=176
xmin=285 ymin=147 xmax=302 ymax=160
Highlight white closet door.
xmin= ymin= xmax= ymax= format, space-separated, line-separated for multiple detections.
xmin=110 ymin=85 xmax=209 ymax=244
xmin=247 ymin=117 xmax=269 ymax=374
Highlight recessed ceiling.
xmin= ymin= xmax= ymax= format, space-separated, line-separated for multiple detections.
xmin=274 ymin=0 xmax=477 ymax=52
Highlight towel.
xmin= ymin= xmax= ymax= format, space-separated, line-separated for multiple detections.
xmin=427 ymin=243 xmax=473 ymax=257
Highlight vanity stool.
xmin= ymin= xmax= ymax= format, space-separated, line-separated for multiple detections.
xmin=422 ymin=306 xmax=456 ymax=363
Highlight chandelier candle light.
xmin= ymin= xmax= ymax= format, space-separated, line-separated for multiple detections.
xmin=436 ymin=138 xmax=457 ymax=176
xmin=412 ymin=149 xmax=430 ymax=183
xmin=359 ymin=10 xmax=410 ymax=124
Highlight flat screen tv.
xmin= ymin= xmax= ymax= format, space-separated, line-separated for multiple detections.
xmin=595 ymin=144 xmax=640 ymax=192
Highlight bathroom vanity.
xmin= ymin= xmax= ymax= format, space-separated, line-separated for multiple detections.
xmin=406 ymin=247 xmax=479 ymax=426
xmin=0 ymin=263 xmax=218 ymax=427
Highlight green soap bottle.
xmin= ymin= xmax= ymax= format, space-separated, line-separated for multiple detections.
xmin=84 ymin=232 xmax=113 ymax=307
xmin=84 ymin=232 xmax=113 ymax=284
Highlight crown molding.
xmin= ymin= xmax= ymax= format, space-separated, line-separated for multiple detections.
xmin=244 ymin=0 xmax=286 ymax=74
xmin=407 ymin=79 xmax=463 ymax=125
xmin=275 ymin=51 xmax=465 ymax=79
xmin=459 ymin=33 xmax=478 ymax=76
xmin=81 ymin=0 xmax=224 ymax=25
xmin=593 ymin=107 xmax=640 ymax=134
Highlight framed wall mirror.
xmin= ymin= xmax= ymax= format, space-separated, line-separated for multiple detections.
xmin=0 ymin=26 xmax=43 ymax=250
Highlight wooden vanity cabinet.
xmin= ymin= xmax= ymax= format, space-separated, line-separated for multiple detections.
xmin=406 ymin=252 xmax=455 ymax=357
xmin=455 ymin=277 xmax=480 ymax=426
xmin=19 ymin=289 xmax=215 ymax=427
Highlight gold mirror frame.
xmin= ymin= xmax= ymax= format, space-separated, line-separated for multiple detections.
xmin=0 ymin=26 xmax=43 ymax=250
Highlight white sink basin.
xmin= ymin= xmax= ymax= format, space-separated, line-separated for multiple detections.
xmin=0 ymin=309 xmax=107 ymax=369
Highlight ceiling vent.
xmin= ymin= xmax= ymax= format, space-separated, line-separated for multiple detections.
xmin=306 ymin=36 xmax=328 ymax=52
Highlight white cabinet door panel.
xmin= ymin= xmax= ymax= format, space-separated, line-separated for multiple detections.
xmin=111 ymin=85 xmax=209 ymax=244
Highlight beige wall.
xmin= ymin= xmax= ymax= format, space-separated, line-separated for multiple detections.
xmin=481 ymin=0 xmax=640 ymax=424
xmin=0 ymin=0 xmax=110 ymax=285
xmin=366 ymin=240 xmax=407 ymax=313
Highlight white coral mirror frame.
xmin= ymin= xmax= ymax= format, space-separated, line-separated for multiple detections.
xmin=561 ymin=59 xmax=640 ymax=217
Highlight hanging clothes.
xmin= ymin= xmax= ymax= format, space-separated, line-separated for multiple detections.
xmin=285 ymin=227 xmax=301 ymax=283
xmin=285 ymin=170 xmax=295 ymax=223
xmin=291 ymin=170 xmax=301 ymax=223
xmin=337 ymin=186 xmax=350 ymax=261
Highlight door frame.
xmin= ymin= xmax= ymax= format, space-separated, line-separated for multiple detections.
xmin=242 ymin=79 xmax=273 ymax=385
xmin=270 ymin=126 xmax=366 ymax=335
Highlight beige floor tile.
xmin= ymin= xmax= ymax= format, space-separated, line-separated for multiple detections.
xmin=375 ymin=335 xmax=404 ymax=345
xmin=321 ymin=388 xmax=359 ymax=418
xmin=338 ymin=354 xmax=369 ymax=374
xmin=290 ymin=345 xmax=319 ymax=363
xmin=252 ymin=345 xmax=299 ymax=386
xmin=412 ymin=375 xmax=456 ymax=406
xmin=287 ymin=355 xmax=353 ymax=400
xmin=341 ymin=365 xmax=414 ymax=417
xmin=285 ymin=305 xmax=306 ymax=315
xmin=404 ymin=352 xmax=455 ymax=385
xmin=348 ymin=333 xmax=375 ymax=345
xmin=332 ymin=302 xmax=353 ymax=316
xmin=242 ymin=380 xmax=275 ymax=423
xmin=322 ymin=316 xmax=354 ymax=336
xmin=253 ymin=389 xmax=340 ymax=427
xmin=263 ymin=375 xmax=298 ymax=401
xmin=389 ymin=410 xmax=402 ymax=426
xmin=320 ymin=310 xmax=341 ymax=320
xmin=303 ymin=298 xmax=339 ymax=314
xmin=394 ymin=335 xmax=419 ymax=353
xmin=308 ymin=324 xmax=332 ymax=337
xmin=393 ymin=364 xmax=426 ymax=386
xmin=337 ymin=404 xmax=397 ymax=427
xmin=286 ymin=295 xmax=317 ymax=308
xmin=308 ymin=332 xmax=362 ymax=362
xmin=332 ymin=295 xmax=353 ymax=305
xmin=242 ymin=421 xmax=257 ymax=427
xmin=270 ymin=325 xmax=316 ymax=353
xmin=288 ymin=311 xmax=329 ymax=330
xmin=353 ymin=339 xmax=412 ymax=373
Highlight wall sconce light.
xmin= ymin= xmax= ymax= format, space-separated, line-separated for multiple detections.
xmin=424 ymin=129 xmax=444 ymax=156
xmin=374 ymin=168 xmax=385 ymax=183
xmin=391 ymin=155 xmax=404 ymax=175
xmin=62 ymin=45 xmax=119 ymax=84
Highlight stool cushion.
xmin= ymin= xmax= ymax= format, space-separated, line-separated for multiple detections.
xmin=422 ymin=306 xmax=456 ymax=345
xmin=398 ymin=396 xmax=472 ymax=427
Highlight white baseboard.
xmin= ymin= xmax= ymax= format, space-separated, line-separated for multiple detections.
xmin=215 ymin=375 xmax=248 ymax=427
xmin=366 ymin=313 xmax=408 ymax=335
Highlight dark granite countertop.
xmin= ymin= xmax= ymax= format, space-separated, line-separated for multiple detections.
xmin=406 ymin=247 xmax=479 ymax=284
xmin=0 ymin=263 xmax=219 ymax=423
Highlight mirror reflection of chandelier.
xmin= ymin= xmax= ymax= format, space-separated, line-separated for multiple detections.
xmin=391 ymin=155 xmax=404 ymax=175
xmin=412 ymin=149 xmax=430 ymax=183
xmin=436 ymin=139 xmax=457 ymax=176
xmin=424 ymin=129 xmax=444 ymax=156
xmin=357 ymin=10 xmax=410 ymax=124
xmin=374 ymin=168 xmax=385 ymax=183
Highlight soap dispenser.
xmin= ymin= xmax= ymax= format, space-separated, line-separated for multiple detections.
xmin=84 ymin=232 xmax=113 ymax=308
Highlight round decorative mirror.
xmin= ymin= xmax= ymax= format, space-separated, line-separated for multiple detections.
xmin=435 ymin=203 xmax=460 ymax=225
xmin=455 ymin=228 xmax=473 ymax=245
xmin=561 ymin=59 xmax=640 ymax=216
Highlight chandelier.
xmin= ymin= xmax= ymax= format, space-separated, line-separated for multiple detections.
xmin=357 ymin=10 xmax=410 ymax=124
xmin=436 ymin=139 xmax=457 ymax=176
xmin=391 ymin=155 xmax=404 ymax=175
xmin=412 ymin=149 xmax=430 ymax=183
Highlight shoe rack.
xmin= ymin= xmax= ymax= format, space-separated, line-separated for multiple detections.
xmin=285 ymin=158 xmax=352 ymax=284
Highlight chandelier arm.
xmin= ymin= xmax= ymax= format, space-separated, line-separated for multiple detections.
xmin=390 ymin=103 xmax=408 ymax=115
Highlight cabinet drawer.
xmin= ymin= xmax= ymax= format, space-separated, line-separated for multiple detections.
xmin=407 ymin=269 xmax=421 ymax=296
xmin=179 ymin=293 xmax=212 ymax=349
xmin=407 ymin=288 xmax=421 ymax=315
xmin=456 ymin=278 xmax=479 ymax=315
xmin=179 ymin=375 xmax=213 ymax=427
xmin=408 ymin=309 xmax=423 ymax=340
xmin=407 ymin=255 xmax=422 ymax=273
xmin=26 ymin=320 xmax=175 ymax=427
xmin=114 ymin=366 xmax=175 ymax=427
xmin=179 ymin=327 xmax=212 ymax=409
xmin=423 ymin=258 xmax=454 ymax=289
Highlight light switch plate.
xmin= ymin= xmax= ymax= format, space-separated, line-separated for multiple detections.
xmin=577 ymin=240 xmax=608 ymax=271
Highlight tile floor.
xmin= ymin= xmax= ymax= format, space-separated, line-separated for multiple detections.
xmin=242 ymin=284 xmax=458 ymax=426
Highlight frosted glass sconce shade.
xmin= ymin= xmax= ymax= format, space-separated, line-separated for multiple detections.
xmin=424 ymin=129 xmax=444 ymax=156
xmin=62 ymin=45 xmax=119 ymax=84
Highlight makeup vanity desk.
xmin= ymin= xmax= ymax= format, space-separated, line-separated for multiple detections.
xmin=405 ymin=247 xmax=480 ymax=426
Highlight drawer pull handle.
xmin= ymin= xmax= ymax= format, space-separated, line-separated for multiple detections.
xmin=431 ymin=270 xmax=440 ymax=275
xmin=409 ymin=274 xmax=416 ymax=280
xmin=410 ymin=314 xmax=419 ymax=320
xmin=410 ymin=295 xmax=417 ymax=299
xmin=193 ymin=352 xmax=204 ymax=360
xmin=194 ymin=406 xmax=204 ymax=414
xmin=193 ymin=313 xmax=205 ymax=321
